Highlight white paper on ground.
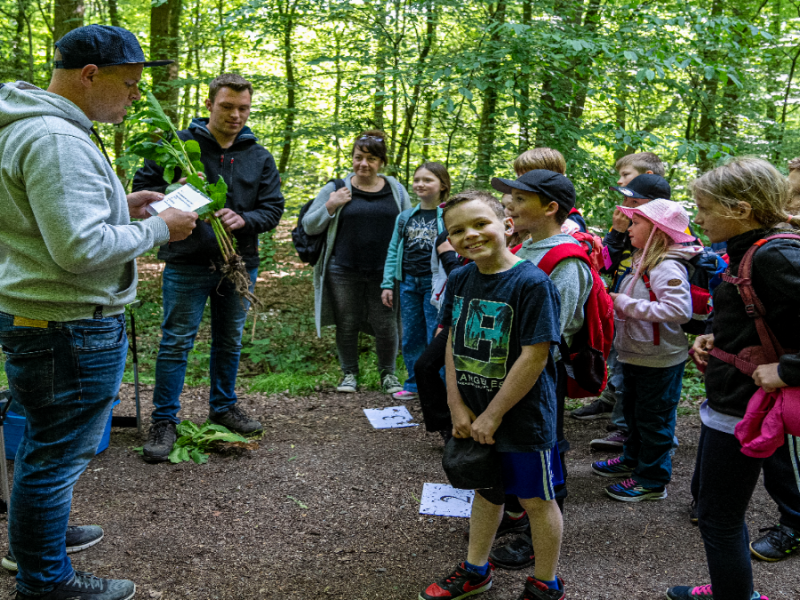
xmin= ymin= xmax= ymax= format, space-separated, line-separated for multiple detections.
xmin=146 ymin=183 xmax=211 ymax=216
xmin=419 ymin=483 xmax=474 ymax=517
xmin=362 ymin=406 xmax=418 ymax=429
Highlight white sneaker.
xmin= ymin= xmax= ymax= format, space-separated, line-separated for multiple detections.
xmin=381 ymin=374 xmax=403 ymax=394
xmin=337 ymin=373 xmax=357 ymax=393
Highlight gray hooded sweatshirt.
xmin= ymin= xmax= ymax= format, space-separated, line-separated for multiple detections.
xmin=0 ymin=82 xmax=169 ymax=321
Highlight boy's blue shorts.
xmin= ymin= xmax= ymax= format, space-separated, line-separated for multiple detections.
xmin=500 ymin=446 xmax=564 ymax=501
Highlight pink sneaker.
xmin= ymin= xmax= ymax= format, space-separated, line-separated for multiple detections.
xmin=391 ymin=390 xmax=418 ymax=400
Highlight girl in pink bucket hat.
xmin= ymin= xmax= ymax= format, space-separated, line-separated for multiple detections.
xmin=591 ymin=198 xmax=703 ymax=504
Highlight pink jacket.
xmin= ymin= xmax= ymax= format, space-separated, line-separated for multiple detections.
xmin=735 ymin=387 xmax=800 ymax=458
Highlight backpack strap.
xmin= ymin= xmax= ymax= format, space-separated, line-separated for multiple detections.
xmin=717 ymin=233 xmax=800 ymax=364
xmin=641 ymin=273 xmax=661 ymax=346
xmin=537 ymin=243 xmax=591 ymax=275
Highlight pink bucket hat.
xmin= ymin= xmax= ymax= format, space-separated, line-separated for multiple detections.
xmin=617 ymin=199 xmax=695 ymax=244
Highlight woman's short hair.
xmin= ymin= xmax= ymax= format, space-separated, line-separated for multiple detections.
xmin=353 ymin=129 xmax=388 ymax=165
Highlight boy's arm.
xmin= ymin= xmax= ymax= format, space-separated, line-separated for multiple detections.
xmin=470 ymin=341 xmax=551 ymax=445
xmin=444 ymin=328 xmax=477 ymax=438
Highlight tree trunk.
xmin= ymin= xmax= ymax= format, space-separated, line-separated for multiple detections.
xmin=278 ymin=5 xmax=296 ymax=174
xmin=150 ymin=0 xmax=182 ymax=122
xmin=53 ymin=0 xmax=83 ymax=41
xmin=218 ymin=0 xmax=226 ymax=73
xmin=474 ymin=1 xmax=506 ymax=187
xmin=568 ymin=0 xmax=602 ymax=121
xmin=334 ymin=30 xmax=343 ymax=167
xmin=421 ymin=96 xmax=433 ymax=162
xmin=695 ymin=0 xmax=724 ymax=171
xmin=108 ymin=0 xmax=127 ymax=184
xmin=517 ymin=0 xmax=532 ymax=152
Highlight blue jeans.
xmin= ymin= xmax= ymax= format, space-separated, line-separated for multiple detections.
xmin=620 ymin=361 xmax=684 ymax=487
xmin=0 ymin=311 xmax=127 ymax=595
xmin=151 ymin=263 xmax=257 ymax=423
xmin=398 ymin=274 xmax=439 ymax=393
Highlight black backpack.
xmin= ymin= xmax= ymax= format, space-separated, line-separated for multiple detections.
xmin=291 ymin=178 xmax=345 ymax=266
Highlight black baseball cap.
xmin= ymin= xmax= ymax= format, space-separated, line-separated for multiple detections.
xmin=491 ymin=169 xmax=576 ymax=211
xmin=54 ymin=25 xmax=173 ymax=69
xmin=609 ymin=173 xmax=671 ymax=200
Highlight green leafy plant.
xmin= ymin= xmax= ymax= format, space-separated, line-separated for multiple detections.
xmin=134 ymin=420 xmax=256 ymax=464
xmin=127 ymin=92 xmax=258 ymax=308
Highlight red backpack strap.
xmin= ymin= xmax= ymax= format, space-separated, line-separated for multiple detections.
xmin=569 ymin=207 xmax=581 ymax=216
xmin=641 ymin=273 xmax=660 ymax=346
xmin=721 ymin=234 xmax=800 ymax=362
xmin=537 ymin=244 xmax=590 ymax=276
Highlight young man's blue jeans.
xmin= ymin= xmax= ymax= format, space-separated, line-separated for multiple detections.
xmin=620 ymin=361 xmax=684 ymax=488
xmin=0 ymin=311 xmax=127 ymax=596
xmin=398 ymin=274 xmax=439 ymax=393
xmin=151 ymin=263 xmax=257 ymax=423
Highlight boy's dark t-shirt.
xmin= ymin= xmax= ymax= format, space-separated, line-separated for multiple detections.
xmin=440 ymin=261 xmax=562 ymax=452
xmin=402 ymin=209 xmax=439 ymax=276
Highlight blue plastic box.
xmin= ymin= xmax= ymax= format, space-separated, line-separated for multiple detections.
xmin=3 ymin=399 xmax=120 ymax=460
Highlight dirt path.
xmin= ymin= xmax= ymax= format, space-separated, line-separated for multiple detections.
xmin=1 ymin=385 xmax=798 ymax=600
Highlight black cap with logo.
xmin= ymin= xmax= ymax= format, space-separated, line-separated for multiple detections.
xmin=54 ymin=25 xmax=174 ymax=69
xmin=609 ymin=173 xmax=671 ymax=200
xmin=490 ymin=169 xmax=576 ymax=211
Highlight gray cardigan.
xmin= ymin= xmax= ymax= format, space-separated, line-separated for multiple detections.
xmin=302 ymin=173 xmax=411 ymax=336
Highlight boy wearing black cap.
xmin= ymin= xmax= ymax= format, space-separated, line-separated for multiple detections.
xmin=487 ymin=169 xmax=593 ymax=569
xmin=418 ymin=191 xmax=565 ymax=600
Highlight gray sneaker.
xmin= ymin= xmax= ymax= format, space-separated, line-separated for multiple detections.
xmin=209 ymin=405 xmax=263 ymax=435
xmin=15 ymin=571 xmax=135 ymax=600
xmin=570 ymin=397 xmax=613 ymax=420
xmin=142 ymin=421 xmax=177 ymax=463
xmin=337 ymin=373 xmax=358 ymax=393
xmin=381 ymin=374 xmax=403 ymax=395
xmin=3 ymin=525 xmax=105 ymax=572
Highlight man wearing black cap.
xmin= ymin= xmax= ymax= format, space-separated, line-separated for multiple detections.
xmin=0 ymin=24 xmax=197 ymax=600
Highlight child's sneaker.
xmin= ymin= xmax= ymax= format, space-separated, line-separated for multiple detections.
xmin=336 ymin=373 xmax=357 ymax=393
xmin=489 ymin=533 xmax=535 ymax=570
xmin=497 ymin=511 xmax=530 ymax=537
xmin=605 ymin=477 xmax=667 ymax=502
xmin=570 ymin=397 xmax=613 ymax=420
xmin=590 ymin=429 xmax=629 ymax=450
xmin=381 ymin=374 xmax=403 ymax=395
xmin=591 ymin=456 xmax=634 ymax=478
xmin=666 ymin=584 xmax=767 ymax=599
xmin=392 ymin=390 xmax=419 ymax=400
xmin=517 ymin=576 xmax=565 ymax=600
xmin=419 ymin=562 xmax=492 ymax=600
xmin=749 ymin=524 xmax=800 ymax=561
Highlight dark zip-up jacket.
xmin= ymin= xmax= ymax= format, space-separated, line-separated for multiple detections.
xmin=132 ymin=118 xmax=284 ymax=270
xmin=706 ymin=228 xmax=800 ymax=418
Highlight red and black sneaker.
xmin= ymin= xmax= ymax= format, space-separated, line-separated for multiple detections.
xmin=419 ymin=563 xmax=492 ymax=600
xmin=518 ymin=576 xmax=565 ymax=600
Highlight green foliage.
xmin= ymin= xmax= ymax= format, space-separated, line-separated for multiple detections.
xmin=169 ymin=420 xmax=252 ymax=464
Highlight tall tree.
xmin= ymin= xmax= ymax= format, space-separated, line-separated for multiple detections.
xmin=474 ymin=1 xmax=505 ymax=186
xmin=53 ymin=0 xmax=82 ymax=41
xmin=150 ymin=0 xmax=182 ymax=122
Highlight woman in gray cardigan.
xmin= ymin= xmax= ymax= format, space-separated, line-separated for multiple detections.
xmin=302 ymin=130 xmax=411 ymax=393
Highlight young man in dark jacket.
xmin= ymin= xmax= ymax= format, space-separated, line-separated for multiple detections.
xmin=134 ymin=73 xmax=285 ymax=462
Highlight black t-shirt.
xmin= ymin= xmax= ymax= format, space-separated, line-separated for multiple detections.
xmin=332 ymin=180 xmax=399 ymax=273
xmin=402 ymin=209 xmax=439 ymax=277
xmin=441 ymin=261 xmax=562 ymax=452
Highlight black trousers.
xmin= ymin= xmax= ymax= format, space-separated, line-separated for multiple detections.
xmin=415 ymin=327 xmax=451 ymax=433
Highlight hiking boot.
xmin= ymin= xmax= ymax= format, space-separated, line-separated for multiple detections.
xmin=14 ymin=571 xmax=135 ymax=600
xmin=605 ymin=477 xmax=667 ymax=502
xmin=497 ymin=511 xmax=530 ymax=537
xmin=570 ymin=398 xmax=613 ymax=420
xmin=517 ymin=576 xmax=565 ymax=600
xmin=381 ymin=374 xmax=403 ymax=395
xmin=590 ymin=429 xmax=629 ymax=451
xmin=142 ymin=421 xmax=177 ymax=463
xmin=209 ymin=405 xmax=263 ymax=435
xmin=337 ymin=373 xmax=357 ymax=393
xmin=666 ymin=584 xmax=767 ymax=600
xmin=750 ymin=524 xmax=800 ymax=561
xmin=689 ymin=501 xmax=699 ymax=526
xmin=3 ymin=525 xmax=105 ymax=572
xmin=591 ymin=456 xmax=634 ymax=478
xmin=419 ymin=562 xmax=492 ymax=600
xmin=489 ymin=533 xmax=535 ymax=570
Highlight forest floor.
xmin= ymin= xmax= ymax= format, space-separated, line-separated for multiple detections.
xmin=0 ymin=386 xmax=798 ymax=600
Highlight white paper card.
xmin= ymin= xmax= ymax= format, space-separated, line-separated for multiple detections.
xmin=362 ymin=406 xmax=418 ymax=429
xmin=146 ymin=183 xmax=211 ymax=216
xmin=419 ymin=483 xmax=474 ymax=518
